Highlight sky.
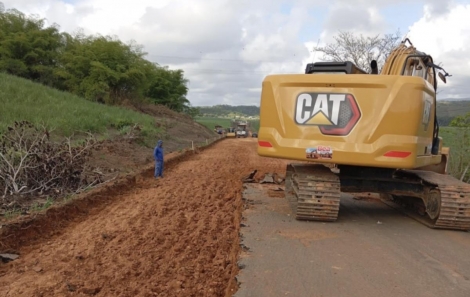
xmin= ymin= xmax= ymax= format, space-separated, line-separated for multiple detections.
xmin=2 ymin=0 xmax=470 ymax=106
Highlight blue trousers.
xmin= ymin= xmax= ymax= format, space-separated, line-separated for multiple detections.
xmin=155 ymin=160 xmax=164 ymax=177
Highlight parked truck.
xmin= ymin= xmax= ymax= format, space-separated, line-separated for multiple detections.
xmin=232 ymin=120 xmax=249 ymax=138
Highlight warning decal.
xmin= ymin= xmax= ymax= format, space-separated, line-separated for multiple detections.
xmin=306 ymin=146 xmax=333 ymax=159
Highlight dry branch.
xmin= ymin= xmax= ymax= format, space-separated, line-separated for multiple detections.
xmin=0 ymin=121 xmax=98 ymax=202
xmin=313 ymin=30 xmax=401 ymax=73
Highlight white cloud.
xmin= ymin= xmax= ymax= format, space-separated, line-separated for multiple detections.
xmin=321 ymin=3 xmax=387 ymax=40
xmin=1 ymin=0 xmax=470 ymax=106
xmin=408 ymin=3 xmax=470 ymax=99
xmin=423 ymin=0 xmax=455 ymax=17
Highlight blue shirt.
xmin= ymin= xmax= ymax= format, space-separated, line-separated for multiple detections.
xmin=154 ymin=146 xmax=164 ymax=161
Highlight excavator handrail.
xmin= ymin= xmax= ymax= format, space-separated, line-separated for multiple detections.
xmin=402 ymin=38 xmax=413 ymax=47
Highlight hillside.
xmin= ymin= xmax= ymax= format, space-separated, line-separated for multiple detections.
xmin=0 ymin=72 xmax=215 ymax=145
xmin=0 ymin=72 xmax=217 ymax=214
xmin=438 ymin=97 xmax=470 ymax=102
xmin=0 ymin=73 xmax=160 ymax=140
xmin=436 ymin=100 xmax=470 ymax=126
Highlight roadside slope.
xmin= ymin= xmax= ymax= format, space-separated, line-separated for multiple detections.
xmin=0 ymin=71 xmax=216 ymax=160
xmin=0 ymin=72 xmax=218 ymax=216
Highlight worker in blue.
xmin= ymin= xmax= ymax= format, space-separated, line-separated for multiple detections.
xmin=153 ymin=140 xmax=164 ymax=179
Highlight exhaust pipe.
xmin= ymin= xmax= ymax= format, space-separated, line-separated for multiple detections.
xmin=370 ymin=60 xmax=378 ymax=74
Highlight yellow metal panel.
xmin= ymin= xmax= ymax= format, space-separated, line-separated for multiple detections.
xmin=257 ymin=73 xmax=440 ymax=169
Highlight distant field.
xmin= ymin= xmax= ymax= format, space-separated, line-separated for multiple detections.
xmin=0 ymin=73 xmax=161 ymax=144
xmin=195 ymin=117 xmax=260 ymax=132
xmin=195 ymin=117 xmax=233 ymax=131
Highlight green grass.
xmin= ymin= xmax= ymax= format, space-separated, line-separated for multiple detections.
xmin=440 ymin=127 xmax=458 ymax=146
xmin=195 ymin=116 xmax=260 ymax=132
xmin=440 ymin=126 xmax=468 ymax=153
xmin=439 ymin=126 xmax=470 ymax=180
xmin=195 ymin=117 xmax=232 ymax=131
xmin=0 ymin=72 xmax=162 ymax=145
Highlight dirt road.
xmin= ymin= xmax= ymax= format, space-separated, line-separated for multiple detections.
xmin=235 ymin=184 xmax=470 ymax=297
xmin=0 ymin=138 xmax=287 ymax=297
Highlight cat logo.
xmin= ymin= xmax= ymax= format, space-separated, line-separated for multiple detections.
xmin=422 ymin=100 xmax=431 ymax=131
xmin=294 ymin=92 xmax=361 ymax=136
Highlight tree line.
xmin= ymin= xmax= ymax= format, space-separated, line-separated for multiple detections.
xmin=0 ymin=4 xmax=199 ymax=116
xmin=198 ymin=105 xmax=260 ymax=117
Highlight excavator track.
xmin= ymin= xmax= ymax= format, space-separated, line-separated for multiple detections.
xmin=285 ymin=163 xmax=341 ymax=221
xmin=284 ymin=163 xmax=470 ymax=231
xmin=397 ymin=169 xmax=470 ymax=231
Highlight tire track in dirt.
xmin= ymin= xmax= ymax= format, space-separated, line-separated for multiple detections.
xmin=0 ymin=138 xmax=289 ymax=297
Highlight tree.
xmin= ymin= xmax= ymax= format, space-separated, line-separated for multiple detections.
xmin=54 ymin=34 xmax=150 ymax=104
xmin=313 ymin=30 xmax=402 ymax=73
xmin=0 ymin=4 xmax=194 ymax=113
xmin=182 ymin=105 xmax=201 ymax=118
xmin=0 ymin=8 xmax=64 ymax=86
xmin=145 ymin=66 xmax=191 ymax=112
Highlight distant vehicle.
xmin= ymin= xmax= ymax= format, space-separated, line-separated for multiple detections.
xmin=231 ymin=119 xmax=250 ymax=139
xmin=236 ymin=128 xmax=247 ymax=138
xmin=214 ymin=125 xmax=224 ymax=134
xmin=226 ymin=127 xmax=236 ymax=137
xmin=235 ymin=123 xmax=248 ymax=138
xmin=252 ymin=132 xmax=258 ymax=138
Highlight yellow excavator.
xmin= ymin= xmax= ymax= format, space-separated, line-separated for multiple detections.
xmin=257 ymin=38 xmax=470 ymax=231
